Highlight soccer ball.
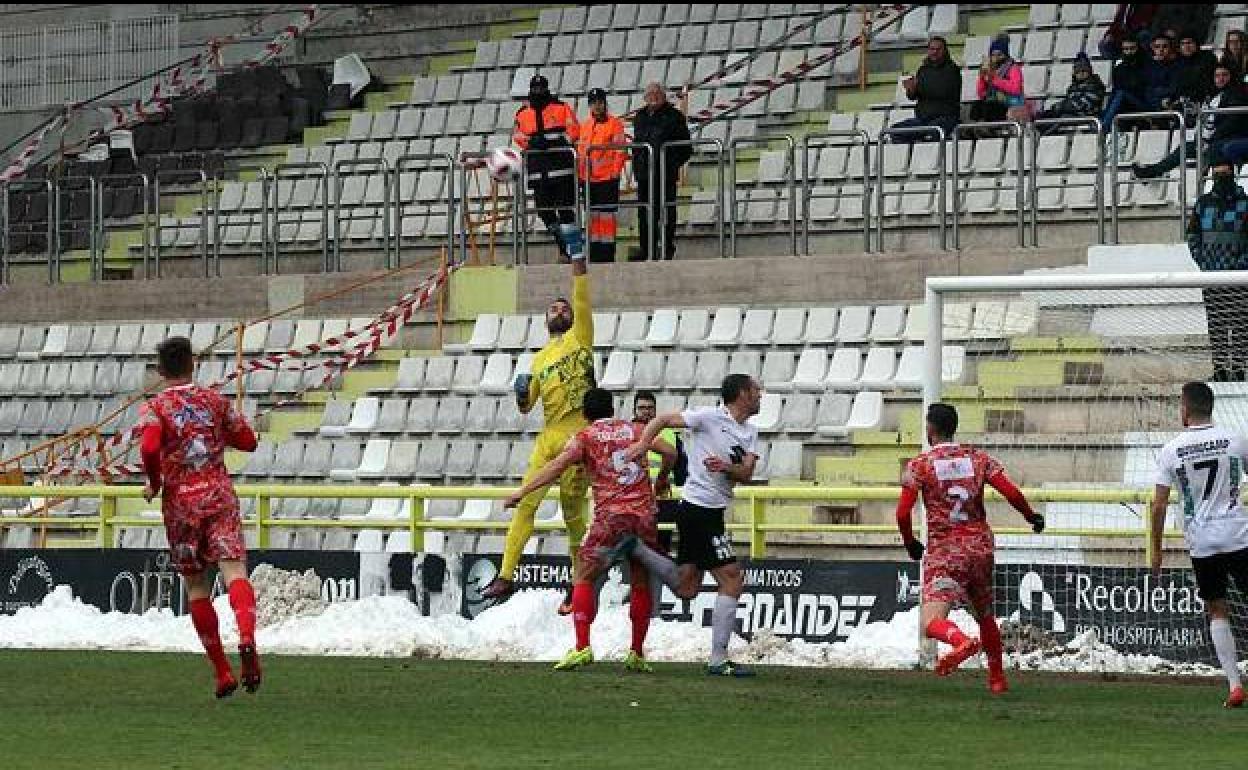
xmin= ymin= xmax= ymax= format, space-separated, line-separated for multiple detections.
xmin=485 ymin=147 xmax=523 ymax=181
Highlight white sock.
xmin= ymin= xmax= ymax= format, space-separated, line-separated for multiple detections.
xmin=709 ymin=594 xmax=739 ymax=666
xmin=1211 ymin=617 xmax=1242 ymax=690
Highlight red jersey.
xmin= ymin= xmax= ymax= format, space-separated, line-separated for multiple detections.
xmin=901 ymin=443 xmax=1005 ymax=554
xmin=139 ymin=384 xmax=251 ymax=507
xmin=565 ymin=418 xmax=656 ymax=519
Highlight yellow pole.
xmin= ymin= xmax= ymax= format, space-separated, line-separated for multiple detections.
xmin=750 ymin=496 xmax=766 ymax=559
xmin=410 ymin=493 xmax=425 ymax=554
xmin=257 ymin=494 xmax=271 ymax=550
xmin=99 ymin=493 xmax=116 ymax=548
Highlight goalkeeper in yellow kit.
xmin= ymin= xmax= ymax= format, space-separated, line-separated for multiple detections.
xmin=482 ymin=252 xmax=593 ymax=609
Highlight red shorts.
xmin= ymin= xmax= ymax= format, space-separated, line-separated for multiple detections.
xmin=161 ymin=484 xmax=245 ymax=575
xmin=922 ymin=541 xmax=994 ymax=615
xmin=578 ymin=510 xmax=659 ymax=575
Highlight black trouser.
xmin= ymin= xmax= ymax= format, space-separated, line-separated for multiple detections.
xmin=635 ymin=169 xmax=679 ymax=261
xmin=1204 ymin=286 xmax=1248 ymax=381
xmin=970 ymin=101 xmax=1008 ymax=123
xmin=527 ymin=171 xmax=577 ymax=253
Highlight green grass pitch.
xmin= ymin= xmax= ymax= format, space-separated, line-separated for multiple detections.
xmin=1 ymin=651 xmax=1245 ymax=769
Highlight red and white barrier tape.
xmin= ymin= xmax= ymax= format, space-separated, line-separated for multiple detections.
xmin=46 ymin=262 xmax=450 ymax=479
xmin=0 ymin=116 xmax=63 ymax=183
xmin=689 ymin=4 xmax=916 ymax=126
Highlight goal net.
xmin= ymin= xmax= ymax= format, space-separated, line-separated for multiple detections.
xmin=924 ymin=269 xmax=1248 ymax=668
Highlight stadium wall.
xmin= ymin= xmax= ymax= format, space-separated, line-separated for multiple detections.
xmin=0 ymin=248 xmax=1089 ymax=325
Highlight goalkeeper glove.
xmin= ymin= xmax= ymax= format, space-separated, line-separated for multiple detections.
xmin=904 ymin=539 xmax=925 ymax=562
xmin=513 ymin=373 xmax=532 ymax=402
xmin=1027 ymin=513 xmax=1046 ymax=534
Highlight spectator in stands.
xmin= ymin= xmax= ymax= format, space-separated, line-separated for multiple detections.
xmin=1135 ymin=63 xmax=1248 ymax=179
xmin=1102 ymin=33 xmax=1152 ymax=129
xmin=888 ymin=36 xmax=961 ymax=142
xmin=577 ymin=87 xmax=627 ymax=263
xmin=630 ymin=83 xmax=691 ymax=262
xmin=1143 ymin=34 xmax=1182 ymax=114
xmin=1151 ymin=4 xmax=1216 ymax=52
xmin=1099 ymin=3 xmax=1159 ymax=59
xmin=970 ymin=34 xmax=1025 ymax=124
xmin=1221 ymin=29 xmax=1248 ymax=82
xmin=1186 ymin=151 xmax=1248 ymax=381
xmin=513 ymin=73 xmax=583 ymax=261
xmin=1033 ymin=52 xmax=1106 ymax=127
xmin=1173 ymin=30 xmax=1219 ymax=106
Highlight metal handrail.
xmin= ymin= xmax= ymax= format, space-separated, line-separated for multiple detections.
xmin=458 ymin=150 xmax=516 ymax=266
xmin=1027 ymin=117 xmax=1104 ymax=246
xmin=660 ymin=138 xmax=725 ymax=259
xmin=581 ymin=142 xmax=653 ymax=264
xmin=1 ymin=179 xmax=55 ymax=285
xmin=270 ymin=162 xmax=331 ymax=274
xmin=728 ymin=134 xmax=797 ymax=257
xmin=1110 ymin=110 xmax=1185 ymax=243
xmin=332 ymin=158 xmax=392 ymax=271
xmin=1193 ymin=104 xmax=1248 ymax=196
xmin=52 ymin=176 xmax=99 ymax=285
xmin=876 ymin=125 xmax=947 ymax=252
xmin=395 ymin=152 xmax=457 ymax=267
xmin=518 ymin=146 xmax=580 ymax=265
xmin=951 ymin=121 xmax=1025 ymax=250
xmin=801 ymin=130 xmax=871 ymax=254
xmin=151 ymin=169 xmax=211 ymax=279
xmin=91 ymin=173 xmax=151 ymax=281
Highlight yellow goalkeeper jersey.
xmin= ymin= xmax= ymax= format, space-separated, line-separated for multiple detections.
xmin=525 ymin=273 xmax=595 ymax=430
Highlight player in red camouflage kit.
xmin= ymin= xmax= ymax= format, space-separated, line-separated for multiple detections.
xmin=895 ymin=403 xmax=1045 ymax=694
xmin=505 ymin=388 xmax=676 ymax=672
xmin=139 ymin=336 xmax=261 ymax=698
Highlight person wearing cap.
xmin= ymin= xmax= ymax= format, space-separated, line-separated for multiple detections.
xmin=1186 ymin=151 xmax=1248 ymax=381
xmin=577 ymin=88 xmax=628 ymax=263
xmin=630 ymin=82 xmax=691 ymax=261
xmin=971 ymin=33 xmax=1025 ymax=124
xmin=513 ymin=73 xmax=583 ymax=261
xmin=1034 ymin=52 xmax=1106 ymax=126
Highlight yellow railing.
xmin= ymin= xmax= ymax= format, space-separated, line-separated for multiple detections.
xmin=0 ymin=484 xmax=1168 ymax=559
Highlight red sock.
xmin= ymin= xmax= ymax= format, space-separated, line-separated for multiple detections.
xmin=190 ymin=598 xmax=233 ymax=680
xmin=629 ymin=580 xmax=652 ymax=655
xmin=227 ymin=579 xmax=257 ymax=648
xmin=978 ymin=614 xmax=1004 ymax=673
xmin=571 ymin=582 xmax=596 ymax=651
xmin=926 ymin=618 xmax=969 ymax=647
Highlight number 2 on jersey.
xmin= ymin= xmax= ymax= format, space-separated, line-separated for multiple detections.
xmin=947 ymin=485 xmax=971 ymax=523
xmin=611 ymin=449 xmax=643 ymax=486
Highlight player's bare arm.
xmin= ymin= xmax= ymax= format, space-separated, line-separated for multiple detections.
xmin=625 ymin=412 xmax=686 ymax=462
xmin=710 ymin=451 xmax=756 ymax=484
xmin=503 ymin=446 xmax=579 ymax=509
xmin=1150 ymin=483 xmax=1171 ymax=575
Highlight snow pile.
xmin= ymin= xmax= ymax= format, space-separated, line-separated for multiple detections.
xmin=251 ymin=564 xmax=329 ymax=629
xmin=0 ymin=578 xmax=1221 ymax=677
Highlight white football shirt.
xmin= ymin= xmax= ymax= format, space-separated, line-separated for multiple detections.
xmin=1153 ymin=424 xmax=1248 ymax=558
xmin=679 ymin=406 xmax=760 ymax=509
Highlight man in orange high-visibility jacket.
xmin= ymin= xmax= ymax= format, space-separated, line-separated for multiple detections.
xmin=514 ymin=73 xmax=583 ymax=261
xmin=577 ymin=88 xmax=628 ymax=263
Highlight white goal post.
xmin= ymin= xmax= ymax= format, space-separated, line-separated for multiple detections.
xmin=918 ymin=269 xmax=1248 ymax=668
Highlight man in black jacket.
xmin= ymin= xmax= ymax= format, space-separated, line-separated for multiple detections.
xmin=1171 ymin=30 xmax=1219 ymax=107
xmin=1135 ymin=63 xmax=1248 ymax=178
xmin=889 ymin=36 xmax=962 ymax=142
xmin=631 ymin=83 xmax=691 ymax=261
